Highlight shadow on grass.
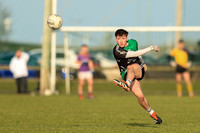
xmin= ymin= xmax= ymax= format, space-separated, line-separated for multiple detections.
xmin=125 ymin=122 xmax=158 ymax=128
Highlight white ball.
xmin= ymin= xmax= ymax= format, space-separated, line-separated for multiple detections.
xmin=47 ymin=14 xmax=63 ymax=30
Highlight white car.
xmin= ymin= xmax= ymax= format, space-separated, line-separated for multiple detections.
xmin=29 ymin=48 xmax=77 ymax=68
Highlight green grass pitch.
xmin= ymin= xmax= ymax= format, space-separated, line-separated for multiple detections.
xmin=0 ymin=79 xmax=200 ymax=132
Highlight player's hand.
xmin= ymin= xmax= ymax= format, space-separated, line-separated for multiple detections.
xmin=74 ymin=63 xmax=81 ymax=69
xmin=91 ymin=70 xmax=95 ymax=75
xmin=152 ymin=46 xmax=160 ymax=52
xmin=143 ymin=64 xmax=147 ymax=71
xmin=186 ymin=61 xmax=192 ymax=68
xmin=170 ymin=61 xmax=177 ymax=67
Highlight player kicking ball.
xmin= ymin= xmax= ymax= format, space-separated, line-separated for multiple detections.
xmin=113 ymin=29 xmax=162 ymax=124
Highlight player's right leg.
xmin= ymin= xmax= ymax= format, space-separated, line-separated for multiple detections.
xmin=183 ymin=71 xmax=194 ymax=97
xmin=176 ymin=73 xmax=182 ymax=98
xmin=78 ymin=72 xmax=85 ymax=99
xmin=131 ymin=80 xmax=162 ymax=124
xmin=22 ymin=77 xmax=28 ymax=93
xmin=16 ymin=78 xmax=22 ymax=93
xmin=113 ymin=63 xmax=142 ymax=92
xmin=126 ymin=64 xmax=142 ymax=82
xmin=78 ymin=79 xmax=84 ymax=99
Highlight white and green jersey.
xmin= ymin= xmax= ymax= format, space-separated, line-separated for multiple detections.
xmin=113 ymin=39 xmax=141 ymax=79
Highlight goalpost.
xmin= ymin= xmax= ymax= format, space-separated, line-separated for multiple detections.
xmin=49 ymin=0 xmax=57 ymax=94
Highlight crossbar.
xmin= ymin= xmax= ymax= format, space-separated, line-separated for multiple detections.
xmin=60 ymin=26 xmax=200 ymax=32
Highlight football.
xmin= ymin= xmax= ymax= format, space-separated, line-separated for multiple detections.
xmin=47 ymin=14 xmax=63 ymax=30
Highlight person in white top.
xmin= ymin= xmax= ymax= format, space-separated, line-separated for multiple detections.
xmin=9 ymin=50 xmax=30 ymax=93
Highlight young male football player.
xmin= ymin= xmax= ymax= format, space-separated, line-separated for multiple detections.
xmin=76 ymin=44 xmax=94 ymax=99
xmin=113 ymin=29 xmax=162 ymax=124
xmin=168 ymin=40 xmax=194 ymax=98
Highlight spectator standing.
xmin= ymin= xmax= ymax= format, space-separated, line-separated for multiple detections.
xmin=9 ymin=50 xmax=30 ymax=94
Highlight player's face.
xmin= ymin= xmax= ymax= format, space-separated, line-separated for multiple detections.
xmin=81 ymin=46 xmax=88 ymax=54
xmin=178 ymin=42 xmax=184 ymax=49
xmin=115 ymin=35 xmax=128 ymax=47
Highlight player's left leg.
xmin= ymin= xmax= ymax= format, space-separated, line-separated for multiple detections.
xmin=130 ymin=80 xmax=149 ymax=110
xmin=131 ymin=80 xmax=162 ymax=124
xmin=87 ymin=76 xmax=94 ymax=99
xmin=183 ymin=71 xmax=194 ymax=97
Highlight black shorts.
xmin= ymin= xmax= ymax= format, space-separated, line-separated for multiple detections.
xmin=123 ymin=64 xmax=145 ymax=81
xmin=176 ymin=65 xmax=187 ymax=73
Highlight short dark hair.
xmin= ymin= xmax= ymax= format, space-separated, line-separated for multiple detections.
xmin=179 ymin=39 xmax=184 ymax=43
xmin=81 ymin=44 xmax=88 ymax=48
xmin=115 ymin=29 xmax=128 ymax=37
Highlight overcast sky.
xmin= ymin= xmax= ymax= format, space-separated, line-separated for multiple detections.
xmin=2 ymin=0 xmax=200 ymax=46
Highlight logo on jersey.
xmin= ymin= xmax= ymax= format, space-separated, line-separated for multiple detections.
xmin=120 ymin=66 xmax=125 ymax=72
xmin=127 ymin=58 xmax=136 ymax=64
xmin=120 ymin=51 xmax=125 ymax=54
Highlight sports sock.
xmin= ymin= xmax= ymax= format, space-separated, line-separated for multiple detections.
xmin=147 ymin=107 xmax=154 ymax=115
xmin=187 ymin=83 xmax=194 ymax=97
xmin=126 ymin=79 xmax=132 ymax=87
xmin=176 ymin=83 xmax=182 ymax=97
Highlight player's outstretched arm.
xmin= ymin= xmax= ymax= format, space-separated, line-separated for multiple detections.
xmin=125 ymin=46 xmax=159 ymax=58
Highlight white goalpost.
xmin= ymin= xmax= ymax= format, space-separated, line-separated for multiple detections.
xmin=61 ymin=26 xmax=200 ymax=32
xmin=49 ymin=0 xmax=57 ymax=94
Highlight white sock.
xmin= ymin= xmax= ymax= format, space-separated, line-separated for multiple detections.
xmin=147 ymin=107 xmax=154 ymax=115
xmin=126 ymin=79 xmax=131 ymax=86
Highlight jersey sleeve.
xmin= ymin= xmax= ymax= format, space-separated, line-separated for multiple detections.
xmin=21 ymin=52 xmax=30 ymax=62
xmin=132 ymin=39 xmax=138 ymax=51
xmin=113 ymin=45 xmax=127 ymax=59
xmin=129 ymin=39 xmax=138 ymax=51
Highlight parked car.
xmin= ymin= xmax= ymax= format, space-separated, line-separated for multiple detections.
xmin=29 ymin=48 xmax=78 ymax=67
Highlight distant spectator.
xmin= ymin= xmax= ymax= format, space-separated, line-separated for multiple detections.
xmin=76 ymin=44 xmax=94 ymax=99
xmin=168 ymin=40 xmax=194 ymax=98
xmin=9 ymin=50 xmax=30 ymax=94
